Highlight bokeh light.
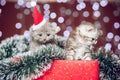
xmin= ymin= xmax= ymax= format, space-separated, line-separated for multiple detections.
xmin=114 ymin=35 xmax=120 ymax=42
xmin=14 ymin=3 xmax=20 ymax=9
xmin=83 ymin=11 xmax=89 ymax=17
xmin=66 ymin=26 xmax=73 ymax=32
xmin=107 ymin=32 xmax=114 ymax=39
xmin=113 ymin=10 xmax=119 ymax=17
xmin=50 ymin=12 xmax=57 ymax=19
xmin=72 ymin=11 xmax=79 ymax=17
xmin=44 ymin=10 xmax=50 ymax=15
xmin=57 ymin=0 xmax=68 ymax=3
xmin=44 ymin=15 xmax=50 ymax=21
xmin=26 ymin=2 xmax=32 ymax=8
xmin=43 ymin=4 xmax=50 ymax=10
xmin=76 ymin=2 xmax=86 ymax=11
xmin=92 ymin=2 xmax=99 ymax=11
xmin=0 ymin=0 xmax=6 ymax=6
xmin=93 ymin=11 xmax=101 ymax=17
xmin=60 ymin=7 xmax=66 ymax=14
xmin=63 ymin=30 xmax=70 ymax=39
xmin=100 ymin=0 xmax=108 ymax=7
xmin=0 ymin=31 xmax=2 ymax=37
xmin=16 ymin=13 xmax=23 ymax=19
xmin=94 ymin=21 xmax=101 ymax=29
xmin=17 ymin=0 xmax=24 ymax=6
xmin=77 ymin=0 xmax=84 ymax=3
xmin=104 ymin=43 xmax=112 ymax=50
xmin=114 ymin=22 xmax=120 ymax=29
xmin=65 ymin=9 xmax=72 ymax=15
xmin=65 ymin=19 xmax=72 ymax=25
xmin=103 ymin=16 xmax=110 ymax=23
xmin=24 ymin=9 xmax=30 ymax=15
xmin=44 ymin=8 xmax=50 ymax=21
xmin=62 ymin=0 xmax=68 ymax=3
xmin=15 ymin=22 xmax=22 ymax=29
xmin=24 ymin=30 xmax=31 ymax=41
xmin=57 ymin=0 xmax=63 ymax=3
xmin=58 ymin=17 xmax=64 ymax=23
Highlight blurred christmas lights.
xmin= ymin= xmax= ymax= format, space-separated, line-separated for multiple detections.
xmin=58 ymin=17 xmax=64 ymax=23
xmin=92 ymin=2 xmax=99 ymax=11
xmin=114 ymin=22 xmax=120 ymax=29
xmin=0 ymin=31 xmax=2 ymax=37
xmin=107 ymin=32 xmax=114 ymax=39
xmin=50 ymin=12 xmax=57 ymax=19
xmin=83 ymin=11 xmax=89 ymax=17
xmin=103 ymin=16 xmax=110 ymax=23
xmin=0 ymin=0 xmax=6 ymax=6
xmin=15 ymin=22 xmax=22 ymax=29
xmin=105 ymin=43 xmax=112 ymax=50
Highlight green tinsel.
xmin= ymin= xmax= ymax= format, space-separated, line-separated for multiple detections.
xmin=0 ymin=35 xmax=120 ymax=80
xmin=0 ymin=35 xmax=65 ymax=61
xmin=92 ymin=48 xmax=120 ymax=80
xmin=0 ymin=35 xmax=65 ymax=80
xmin=0 ymin=44 xmax=65 ymax=80
xmin=0 ymin=35 xmax=29 ymax=60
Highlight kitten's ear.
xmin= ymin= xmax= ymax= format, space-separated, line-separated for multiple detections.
xmin=87 ymin=26 xmax=95 ymax=32
xmin=54 ymin=26 xmax=61 ymax=33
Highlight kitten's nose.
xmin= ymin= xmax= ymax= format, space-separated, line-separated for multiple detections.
xmin=43 ymin=39 xmax=46 ymax=41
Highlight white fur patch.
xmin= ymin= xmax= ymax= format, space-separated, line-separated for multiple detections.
xmin=80 ymin=25 xmax=98 ymax=38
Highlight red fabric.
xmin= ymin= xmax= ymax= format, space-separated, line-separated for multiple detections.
xmin=34 ymin=60 xmax=99 ymax=80
xmin=34 ymin=7 xmax=43 ymax=25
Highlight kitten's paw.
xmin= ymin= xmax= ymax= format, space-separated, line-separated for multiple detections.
xmin=66 ymin=56 xmax=74 ymax=60
xmin=74 ymin=57 xmax=81 ymax=60
xmin=84 ymin=57 xmax=92 ymax=60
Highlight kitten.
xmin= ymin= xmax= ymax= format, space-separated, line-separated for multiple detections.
xmin=65 ymin=22 xmax=100 ymax=60
xmin=29 ymin=22 xmax=60 ymax=51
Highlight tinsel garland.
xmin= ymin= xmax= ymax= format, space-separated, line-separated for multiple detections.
xmin=0 ymin=35 xmax=120 ymax=80
xmin=0 ymin=35 xmax=65 ymax=61
xmin=0 ymin=35 xmax=30 ymax=60
xmin=0 ymin=35 xmax=65 ymax=80
xmin=0 ymin=44 xmax=65 ymax=80
xmin=92 ymin=48 xmax=120 ymax=80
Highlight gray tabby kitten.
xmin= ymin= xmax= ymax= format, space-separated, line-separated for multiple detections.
xmin=65 ymin=22 xmax=100 ymax=60
xmin=29 ymin=22 xmax=60 ymax=51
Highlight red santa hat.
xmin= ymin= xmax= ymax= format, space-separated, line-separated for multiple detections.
xmin=31 ymin=1 xmax=46 ymax=30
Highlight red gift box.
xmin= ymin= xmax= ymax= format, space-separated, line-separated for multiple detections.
xmin=34 ymin=60 xmax=99 ymax=80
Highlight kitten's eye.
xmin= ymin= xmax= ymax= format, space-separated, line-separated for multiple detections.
xmin=39 ymin=34 xmax=42 ymax=36
xmin=92 ymin=38 xmax=95 ymax=41
xmin=47 ymin=34 xmax=50 ymax=36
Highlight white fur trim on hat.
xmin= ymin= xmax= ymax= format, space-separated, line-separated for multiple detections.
xmin=32 ymin=18 xmax=46 ymax=30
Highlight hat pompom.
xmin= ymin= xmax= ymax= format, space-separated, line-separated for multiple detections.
xmin=30 ymin=1 xmax=36 ymax=7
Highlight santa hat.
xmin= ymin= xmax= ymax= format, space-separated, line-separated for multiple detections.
xmin=31 ymin=1 xmax=46 ymax=30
